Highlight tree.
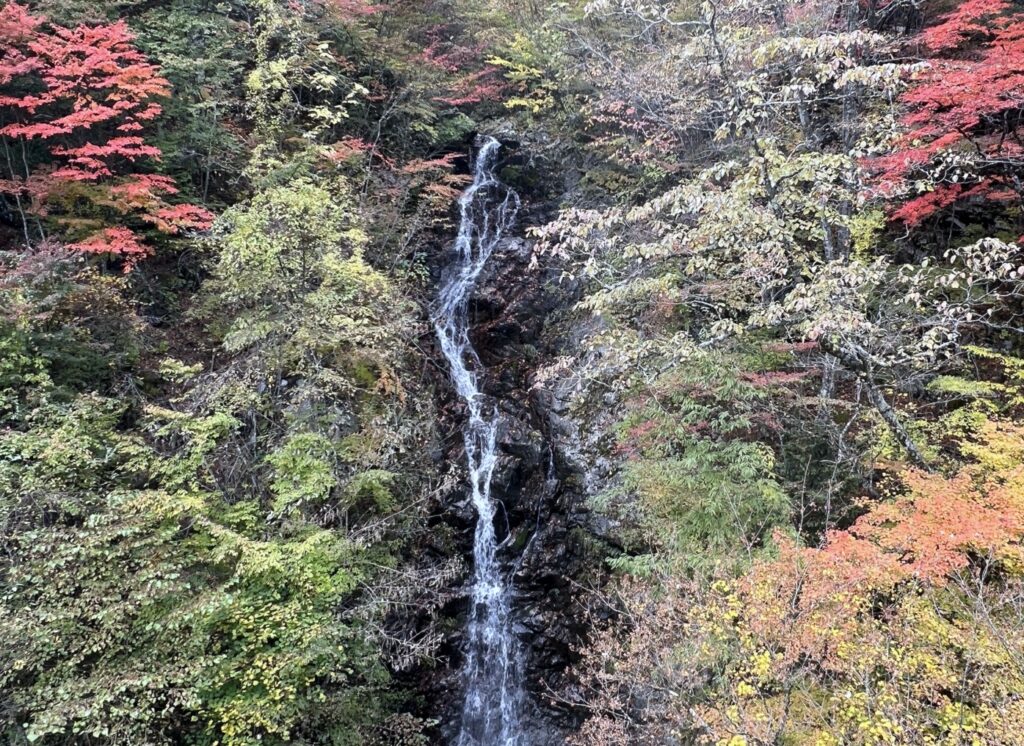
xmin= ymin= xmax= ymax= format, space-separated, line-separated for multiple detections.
xmin=196 ymin=176 xmax=410 ymax=406
xmin=0 ymin=2 xmax=211 ymax=265
xmin=570 ymin=419 xmax=1024 ymax=745
xmin=869 ymin=0 xmax=1024 ymax=229
xmin=0 ymin=396 xmax=394 ymax=745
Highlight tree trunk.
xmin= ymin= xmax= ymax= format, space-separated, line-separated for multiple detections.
xmin=864 ymin=380 xmax=932 ymax=471
xmin=819 ymin=337 xmax=933 ymax=471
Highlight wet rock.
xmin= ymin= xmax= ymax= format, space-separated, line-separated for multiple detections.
xmin=413 ymin=132 xmax=599 ymax=744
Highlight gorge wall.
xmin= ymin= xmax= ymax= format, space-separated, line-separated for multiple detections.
xmin=413 ymin=135 xmax=611 ymax=745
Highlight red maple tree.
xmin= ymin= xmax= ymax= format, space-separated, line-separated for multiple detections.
xmin=417 ymin=29 xmax=506 ymax=107
xmin=0 ymin=2 xmax=211 ymax=267
xmin=869 ymin=0 xmax=1024 ymax=227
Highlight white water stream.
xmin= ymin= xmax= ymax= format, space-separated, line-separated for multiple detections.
xmin=433 ymin=137 xmax=524 ymax=745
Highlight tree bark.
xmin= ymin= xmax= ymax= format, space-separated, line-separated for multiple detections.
xmin=864 ymin=380 xmax=932 ymax=471
xmin=819 ymin=336 xmax=933 ymax=471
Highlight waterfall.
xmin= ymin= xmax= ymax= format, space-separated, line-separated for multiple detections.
xmin=433 ymin=136 xmax=524 ymax=745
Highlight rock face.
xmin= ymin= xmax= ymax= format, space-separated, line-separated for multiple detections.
xmin=415 ymin=137 xmax=605 ymax=745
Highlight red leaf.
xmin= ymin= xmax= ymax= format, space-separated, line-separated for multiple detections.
xmin=0 ymin=3 xmax=210 ymax=265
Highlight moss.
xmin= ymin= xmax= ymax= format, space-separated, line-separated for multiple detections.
xmin=508 ymin=527 xmax=532 ymax=553
xmin=498 ymin=163 xmax=544 ymax=194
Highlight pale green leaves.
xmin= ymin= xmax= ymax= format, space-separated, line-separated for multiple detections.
xmin=268 ymin=432 xmax=338 ymax=514
xmin=199 ymin=177 xmax=409 ymax=403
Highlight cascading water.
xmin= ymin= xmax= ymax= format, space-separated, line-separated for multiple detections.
xmin=433 ymin=136 xmax=524 ymax=745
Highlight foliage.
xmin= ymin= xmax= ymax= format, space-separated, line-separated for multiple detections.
xmin=0 ymin=247 xmax=142 ymax=413
xmin=592 ymin=346 xmax=788 ymax=570
xmin=0 ymin=395 xmax=395 ymax=745
xmin=571 ymin=419 xmax=1024 ymax=745
xmin=196 ymin=175 xmax=409 ymax=411
xmin=6 ymin=0 xmax=1024 ymax=743
xmin=869 ymin=0 xmax=1024 ymax=229
xmin=487 ymin=31 xmax=562 ymax=114
xmin=0 ymin=2 xmax=211 ymax=266
xmin=0 ymin=0 xmax=493 ymax=742
xmin=522 ymin=1 xmax=1024 ymax=742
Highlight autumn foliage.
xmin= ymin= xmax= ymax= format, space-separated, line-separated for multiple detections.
xmin=693 ymin=423 xmax=1024 ymax=742
xmin=744 ymin=427 xmax=1024 ymax=663
xmin=417 ymin=29 xmax=506 ymax=107
xmin=573 ymin=421 xmax=1024 ymax=745
xmin=871 ymin=0 xmax=1024 ymax=226
xmin=0 ymin=2 xmax=211 ymax=266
